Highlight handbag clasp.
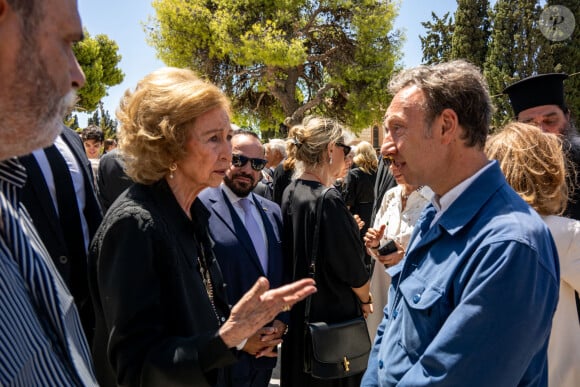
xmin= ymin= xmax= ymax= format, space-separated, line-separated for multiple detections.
xmin=342 ymin=356 xmax=350 ymax=372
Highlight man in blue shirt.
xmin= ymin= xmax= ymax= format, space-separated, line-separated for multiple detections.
xmin=362 ymin=60 xmax=559 ymax=386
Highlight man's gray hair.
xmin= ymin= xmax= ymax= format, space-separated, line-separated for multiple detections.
xmin=268 ymin=139 xmax=287 ymax=158
xmin=388 ymin=60 xmax=493 ymax=149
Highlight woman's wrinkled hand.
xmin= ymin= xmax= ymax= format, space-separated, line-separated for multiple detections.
xmin=219 ymin=277 xmax=316 ymax=348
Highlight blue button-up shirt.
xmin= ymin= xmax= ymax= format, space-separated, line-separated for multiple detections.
xmin=362 ymin=161 xmax=559 ymax=386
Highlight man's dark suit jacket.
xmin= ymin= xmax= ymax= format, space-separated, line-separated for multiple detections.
xmin=96 ymin=148 xmax=133 ymax=212
xmin=18 ymin=126 xmax=103 ymax=339
xmin=199 ymin=187 xmax=287 ymax=373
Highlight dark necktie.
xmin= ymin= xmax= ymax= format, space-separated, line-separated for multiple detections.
xmin=44 ymin=144 xmax=86 ymax=260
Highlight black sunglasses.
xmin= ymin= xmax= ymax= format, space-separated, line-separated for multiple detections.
xmin=231 ymin=154 xmax=268 ymax=171
xmin=336 ymin=142 xmax=352 ymax=157
xmin=382 ymin=156 xmax=394 ymax=166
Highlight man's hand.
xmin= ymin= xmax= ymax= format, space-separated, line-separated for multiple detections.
xmin=242 ymin=328 xmax=280 ymax=355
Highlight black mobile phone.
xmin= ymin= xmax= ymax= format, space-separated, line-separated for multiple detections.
xmin=377 ymin=239 xmax=397 ymax=255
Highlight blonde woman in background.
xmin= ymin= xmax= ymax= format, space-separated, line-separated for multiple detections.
xmin=272 ymin=127 xmax=298 ymax=206
xmin=486 ymin=122 xmax=580 ymax=387
xmin=343 ymin=141 xmax=378 ymax=267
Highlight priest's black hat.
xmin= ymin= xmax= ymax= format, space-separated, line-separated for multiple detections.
xmin=503 ymin=73 xmax=568 ymax=116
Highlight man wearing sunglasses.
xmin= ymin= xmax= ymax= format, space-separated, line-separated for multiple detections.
xmin=199 ymin=129 xmax=287 ymax=387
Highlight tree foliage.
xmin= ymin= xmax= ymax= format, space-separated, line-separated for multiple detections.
xmin=420 ymin=11 xmax=454 ymax=65
xmin=450 ymin=0 xmax=490 ymax=68
xmin=73 ymin=31 xmax=125 ymax=113
xmin=146 ymin=0 xmax=403 ymax=133
xmin=484 ymin=0 xmax=552 ymax=128
xmin=419 ymin=1 xmax=580 ymax=128
xmin=87 ymin=102 xmax=118 ymax=139
xmin=547 ymin=0 xmax=580 ymax=120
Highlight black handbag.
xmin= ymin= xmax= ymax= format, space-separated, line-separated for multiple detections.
xmin=301 ymin=187 xmax=371 ymax=379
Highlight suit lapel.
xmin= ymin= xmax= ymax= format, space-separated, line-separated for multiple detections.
xmin=18 ymin=154 xmax=61 ymax=232
xmin=252 ymin=193 xmax=279 ymax=278
xmin=212 ymin=189 xmax=265 ymax=275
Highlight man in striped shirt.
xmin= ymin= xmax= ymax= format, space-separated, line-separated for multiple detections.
xmin=0 ymin=0 xmax=97 ymax=385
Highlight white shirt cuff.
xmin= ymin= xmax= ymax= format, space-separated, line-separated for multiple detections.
xmin=235 ymin=338 xmax=248 ymax=350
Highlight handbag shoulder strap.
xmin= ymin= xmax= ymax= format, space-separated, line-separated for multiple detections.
xmin=304 ymin=186 xmax=332 ymax=325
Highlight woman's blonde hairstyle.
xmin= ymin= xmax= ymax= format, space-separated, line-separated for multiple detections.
xmin=353 ymin=141 xmax=378 ymax=174
xmin=286 ymin=116 xmax=346 ymax=177
xmin=282 ymin=126 xmax=298 ymax=171
xmin=485 ymin=122 xmax=568 ymax=216
xmin=117 ymin=67 xmax=231 ymax=184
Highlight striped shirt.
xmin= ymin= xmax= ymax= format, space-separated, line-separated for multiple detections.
xmin=0 ymin=159 xmax=97 ymax=386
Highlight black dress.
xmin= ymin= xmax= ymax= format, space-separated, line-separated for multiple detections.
xmin=280 ymin=179 xmax=369 ymax=387
xmin=343 ymin=168 xmax=377 ymax=268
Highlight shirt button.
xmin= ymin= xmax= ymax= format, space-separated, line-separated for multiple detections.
xmin=413 ymin=294 xmax=422 ymax=303
xmin=221 ymin=317 xmax=226 ymax=322
xmin=379 ymin=360 xmax=384 ymax=369
xmin=393 ymin=310 xmax=398 ymax=319
xmin=58 ymin=255 xmax=68 ymax=264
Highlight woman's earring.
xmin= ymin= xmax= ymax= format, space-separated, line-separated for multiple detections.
xmin=169 ymin=162 xmax=177 ymax=179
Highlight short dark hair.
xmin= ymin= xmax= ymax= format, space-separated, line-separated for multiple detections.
xmin=232 ymin=128 xmax=260 ymax=140
xmin=81 ymin=125 xmax=104 ymax=143
xmin=388 ymin=60 xmax=492 ymax=149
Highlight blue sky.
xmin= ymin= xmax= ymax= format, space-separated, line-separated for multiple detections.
xmin=77 ymin=0 xmax=459 ymax=126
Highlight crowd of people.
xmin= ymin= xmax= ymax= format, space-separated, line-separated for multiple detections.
xmin=0 ymin=1 xmax=578 ymax=387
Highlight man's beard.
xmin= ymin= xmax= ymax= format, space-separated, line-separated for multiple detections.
xmin=0 ymin=33 xmax=75 ymax=160
xmin=224 ymin=172 xmax=257 ymax=197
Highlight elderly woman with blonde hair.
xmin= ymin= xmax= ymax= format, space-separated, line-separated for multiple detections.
xmin=486 ymin=122 xmax=580 ymax=387
xmin=88 ymin=67 xmax=316 ymax=387
xmin=280 ymin=116 xmax=371 ymax=387
xmin=343 ymin=141 xmax=378 ymax=267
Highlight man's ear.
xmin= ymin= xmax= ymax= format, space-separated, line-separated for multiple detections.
xmin=439 ymin=108 xmax=459 ymax=144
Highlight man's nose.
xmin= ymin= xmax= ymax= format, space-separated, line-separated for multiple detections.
xmin=380 ymin=135 xmax=397 ymax=158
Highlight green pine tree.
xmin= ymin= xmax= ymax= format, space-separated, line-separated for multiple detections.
xmin=420 ymin=11 xmax=455 ymax=65
xmin=450 ymin=0 xmax=491 ymax=68
xmin=484 ymin=0 xmax=552 ymax=128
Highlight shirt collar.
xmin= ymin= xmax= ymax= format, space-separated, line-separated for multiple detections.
xmin=221 ymin=182 xmax=251 ymax=207
xmin=432 ymin=160 xmax=494 ymax=215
